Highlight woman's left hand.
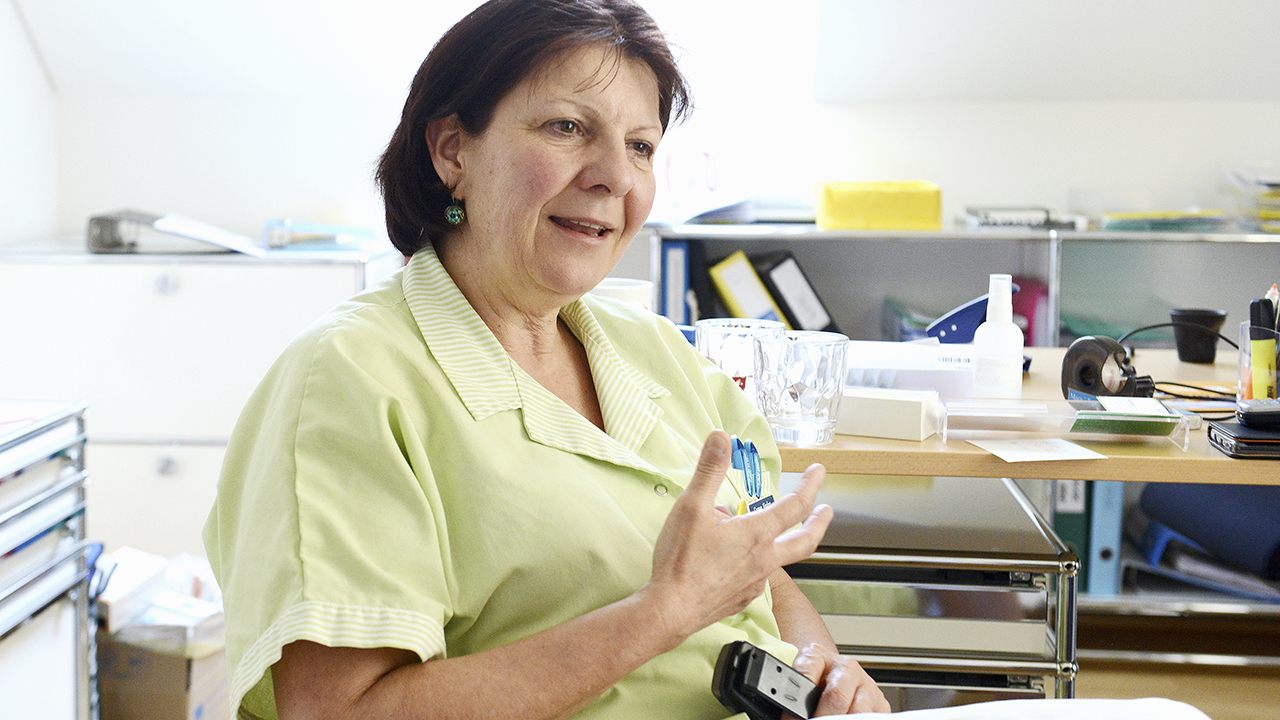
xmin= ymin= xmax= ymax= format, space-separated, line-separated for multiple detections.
xmin=790 ymin=643 xmax=891 ymax=715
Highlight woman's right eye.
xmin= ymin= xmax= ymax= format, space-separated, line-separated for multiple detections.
xmin=549 ymin=119 xmax=580 ymax=135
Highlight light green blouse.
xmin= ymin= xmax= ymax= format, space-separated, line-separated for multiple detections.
xmin=203 ymin=245 xmax=793 ymax=719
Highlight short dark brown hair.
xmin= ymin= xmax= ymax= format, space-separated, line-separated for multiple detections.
xmin=375 ymin=0 xmax=691 ymax=256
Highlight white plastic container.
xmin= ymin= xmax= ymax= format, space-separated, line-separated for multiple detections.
xmin=941 ymin=398 xmax=1191 ymax=450
xmin=972 ymin=274 xmax=1025 ymax=398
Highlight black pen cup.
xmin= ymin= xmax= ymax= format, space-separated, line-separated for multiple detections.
xmin=1171 ymin=308 xmax=1227 ymax=364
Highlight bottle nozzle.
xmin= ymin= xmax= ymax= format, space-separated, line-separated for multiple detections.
xmin=987 ymin=274 xmax=1013 ymax=324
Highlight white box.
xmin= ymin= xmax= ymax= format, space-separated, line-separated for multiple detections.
xmin=836 ymin=387 xmax=944 ymax=441
xmin=844 ymin=341 xmax=975 ymax=398
xmin=96 ymin=546 xmax=169 ymax=632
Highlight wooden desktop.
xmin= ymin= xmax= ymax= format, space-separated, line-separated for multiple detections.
xmin=779 ymin=345 xmax=1279 ymax=716
xmin=780 ymin=347 xmax=1270 ymax=485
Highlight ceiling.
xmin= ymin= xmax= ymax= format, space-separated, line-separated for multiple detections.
xmin=15 ymin=0 xmax=1280 ymax=104
xmin=815 ymin=0 xmax=1280 ymax=103
xmin=13 ymin=0 xmax=475 ymax=98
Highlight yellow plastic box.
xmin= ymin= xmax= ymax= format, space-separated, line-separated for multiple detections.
xmin=817 ymin=181 xmax=942 ymax=230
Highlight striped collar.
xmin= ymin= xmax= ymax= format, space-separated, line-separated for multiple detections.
xmin=401 ymin=246 xmax=669 ymax=472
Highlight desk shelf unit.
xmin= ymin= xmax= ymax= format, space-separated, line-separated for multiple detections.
xmin=646 ymin=224 xmax=1280 ymax=345
xmin=0 ymin=401 xmax=91 ymax=720
xmin=770 ymin=346 xmax=1279 ymax=705
xmin=783 ymin=475 xmax=1077 ymax=711
xmin=1077 ymin=592 xmax=1280 ymax=670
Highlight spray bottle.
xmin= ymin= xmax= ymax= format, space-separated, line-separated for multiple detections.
xmin=972 ymin=274 xmax=1025 ymax=398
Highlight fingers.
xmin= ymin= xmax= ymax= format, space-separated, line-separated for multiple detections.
xmin=773 ymin=503 xmax=833 ymax=564
xmin=682 ymin=430 xmax=733 ymax=506
xmin=790 ymin=642 xmax=831 ymax=688
xmin=743 ymin=462 xmax=831 ymax=564
xmin=793 ymin=645 xmax=891 ymax=715
xmin=760 ymin=462 xmax=827 ymax=533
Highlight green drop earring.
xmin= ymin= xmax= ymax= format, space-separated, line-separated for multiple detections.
xmin=445 ymin=198 xmax=466 ymax=226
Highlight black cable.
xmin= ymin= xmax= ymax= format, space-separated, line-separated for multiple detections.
xmin=1116 ymin=321 xmax=1239 ymax=349
xmin=1154 ymin=380 xmax=1236 ymax=422
xmin=1153 ymin=381 xmax=1236 ymax=400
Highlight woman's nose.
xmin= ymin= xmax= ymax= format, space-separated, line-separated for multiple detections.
xmin=579 ymin=141 xmax=636 ymax=197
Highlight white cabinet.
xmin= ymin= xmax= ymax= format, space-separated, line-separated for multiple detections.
xmin=649 ymin=225 xmax=1280 ymax=345
xmin=0 ymin=598 xmax=82 ymax=720
xmin=0 ymin=243 xmax=402 ymax=557
xmin=0 ymin=401 xmax=90 ymax=720
xmin=85 ymin=444 xmax=226 ymax=561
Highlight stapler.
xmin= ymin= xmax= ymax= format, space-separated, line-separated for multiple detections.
xmin=926 ymin=283 xmax=1020 ymax=344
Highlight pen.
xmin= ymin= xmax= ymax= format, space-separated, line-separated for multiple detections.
xmin=1249 ymin=298 xmax=1277 ymax=400
xmin=746 ymin=440 xmax=762 ymax=498
xmin=730 ymin=436 xmax=748 ymax=495
xmin=1268 ymin=284 xmax=1280 ymax=334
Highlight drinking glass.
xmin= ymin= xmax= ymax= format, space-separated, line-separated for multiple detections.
xmin=754 ymin=330 xmax=849 ymax=445
xmin=695 ymin=318 xmax=786 ymax=401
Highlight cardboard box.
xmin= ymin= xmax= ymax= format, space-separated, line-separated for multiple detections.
xmin=836 ymin=387 xmax=945 ymax=441
xmin=97 ymin=633 xmax=229 ymax=720
xmin=817 ymin=181 xmax=942 ymax=230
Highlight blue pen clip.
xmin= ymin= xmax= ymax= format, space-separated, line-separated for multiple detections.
xmin=730 ymin=436 xmax=748 ymax=489
xmin=746 ymin=440 xmax=762 ymax=498
xmin=730 ymin=436 xmax=765 ymax=501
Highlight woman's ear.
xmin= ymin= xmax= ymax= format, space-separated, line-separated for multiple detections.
xmin=425 ymin=116 xmax=465 ymax=194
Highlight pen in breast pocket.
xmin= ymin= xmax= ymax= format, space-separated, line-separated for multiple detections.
xmin=730 ymin=435 xmax=773 ymax=513
xmin=730 ymin=436 xmax=756 ymax=498
xmin=746 ymin=439 xmax=762 ymax=498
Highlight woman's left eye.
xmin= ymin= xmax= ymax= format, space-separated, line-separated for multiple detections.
xmin=629 ymin=141 xmax=655 ymax=159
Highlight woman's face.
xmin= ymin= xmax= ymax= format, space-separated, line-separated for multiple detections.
xmin=448 ymin=43 xmax=662 ymax=309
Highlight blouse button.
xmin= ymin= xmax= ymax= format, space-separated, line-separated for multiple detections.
xmin=653 ymin=483 xmax=669 ymax=496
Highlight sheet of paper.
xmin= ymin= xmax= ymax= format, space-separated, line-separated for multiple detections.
xmin=968 ymin=437 xmax=1107 ymax=462
xmin=153 ymin=214 xmax=265 ymax=257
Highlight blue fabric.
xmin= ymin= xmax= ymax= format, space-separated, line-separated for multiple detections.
xmin=1140 ymin=482 xmax=1280 ymax=579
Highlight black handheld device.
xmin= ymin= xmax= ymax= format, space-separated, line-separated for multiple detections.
xmin=1237 ymin=398 xmax=1280 ymax=428
xmin=712 ymin=641 xmax=819 ymax=720
xmin=1206 ymin=419 xmax=1280 ymax=459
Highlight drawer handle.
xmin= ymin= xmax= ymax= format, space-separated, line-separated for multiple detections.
xmin=156 ymin=457 xmax=178 ymax=476
xmin=154 ymin=272 xmax=179 ymax=295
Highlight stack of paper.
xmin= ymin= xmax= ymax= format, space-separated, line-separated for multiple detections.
xmin=1221 ymin=168 xmax=1280 ymax=233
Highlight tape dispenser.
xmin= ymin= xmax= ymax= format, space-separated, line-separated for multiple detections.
xmin=1060 ymin=336 xmax=1155 ymax=399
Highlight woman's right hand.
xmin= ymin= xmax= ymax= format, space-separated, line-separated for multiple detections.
xmin=642 ymin=430 xmax=833 ymax=640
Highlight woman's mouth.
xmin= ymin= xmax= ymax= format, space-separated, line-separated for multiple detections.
xmin=551 ymin=216 xmax=610 ymax=237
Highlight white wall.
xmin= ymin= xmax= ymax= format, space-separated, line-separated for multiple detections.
xmin=0 ymin=1 xmax=57 ymax=245
xmin=22 ymin=1 xmax=1280 ymax=255
xmin=56 ymin=93 xmax=401 ymax=239
xmin=649 ymin=0 xmax=1280 ymax=224
xmin=805 ymin=99 xmax=1280 ymax=223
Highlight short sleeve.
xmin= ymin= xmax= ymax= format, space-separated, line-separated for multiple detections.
xmin=204 ymin=301 xmax=455 ymax=716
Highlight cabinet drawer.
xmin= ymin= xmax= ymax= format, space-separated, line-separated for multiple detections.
xmin=0 ymin=411 xmax=84 ymax=480
xmin=0 ymin=259 xmax=372 ymax=439
xmin=0 ymin=595 xmax=81 ymax=720
xmin=0 ymin=474 xmax=85 ymax=558
xmin=0 ymin=534 xmax=85 ymax=638
xmin=2 ymin=444 xmax=85 ymax=521
xmin=86 ymin=443 xmax=225 ymax=557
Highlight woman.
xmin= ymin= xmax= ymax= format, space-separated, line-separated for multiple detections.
xmin=203 ymin=0 xmax=888 ymax=717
